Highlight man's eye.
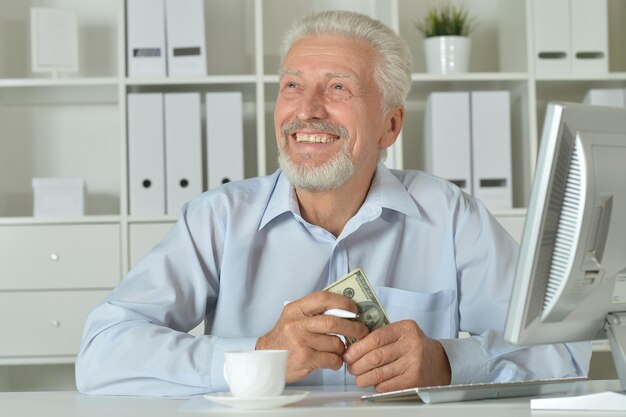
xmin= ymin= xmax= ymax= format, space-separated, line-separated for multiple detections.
xmin=286 ymin=82 xmax=297 ymax=88
xmin=328 ymin=83 xmax=352 ymax=99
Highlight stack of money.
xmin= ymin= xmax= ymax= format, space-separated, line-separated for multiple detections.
xmin=324 ymin=268 xmax=390 ymax=344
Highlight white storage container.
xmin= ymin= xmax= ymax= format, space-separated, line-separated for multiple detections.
xmin=32 ymin=177 xmax=84 ymax=217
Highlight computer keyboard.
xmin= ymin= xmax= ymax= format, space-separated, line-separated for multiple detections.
xmin=361 ymin=376 xmax=587 ymax=404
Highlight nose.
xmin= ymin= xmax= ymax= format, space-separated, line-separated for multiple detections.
xmin=297 ymin=87 xmax=328 ymax=121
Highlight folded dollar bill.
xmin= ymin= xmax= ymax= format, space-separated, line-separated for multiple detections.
xmin=324 ymin=268 xmax=390 ymax=344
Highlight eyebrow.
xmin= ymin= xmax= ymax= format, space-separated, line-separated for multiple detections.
xmin=279 ymin=69 xmax=362 ymax=87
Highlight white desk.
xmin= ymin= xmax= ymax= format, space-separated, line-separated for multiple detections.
xmin=0 ymin=380 xmax=622 ymax=417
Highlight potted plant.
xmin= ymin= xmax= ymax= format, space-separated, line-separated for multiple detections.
xmin=416 ymin=4 xmax=473 ymax=74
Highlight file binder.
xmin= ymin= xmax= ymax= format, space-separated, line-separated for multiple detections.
xmin=532 ymin=0 xmax=571 ymax=73
xmin=127 ymin=0 xmax=167 ymax=77
xmin=571 ymin=0 xmax=608 ymax=73
xmin=164 ymin=93 xmax=203 ymax=215
xmin=128 ymin=93 xmax=166 ymax=215
xmin=206 ymin=92 xmax=244 ymax=189
xmin=470 ymin=91 xmax=513 ymax=210
xmin=165 ymin=0 xmax=207 ymax=76
xmin=424 ymin=92 xmax=472 ymax=193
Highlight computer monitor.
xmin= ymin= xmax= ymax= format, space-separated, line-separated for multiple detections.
xmin=504 ymin=102 xmax=626 ymax=390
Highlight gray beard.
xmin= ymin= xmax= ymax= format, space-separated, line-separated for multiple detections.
xmin=277 ymin=122 xmax=355 ymax=191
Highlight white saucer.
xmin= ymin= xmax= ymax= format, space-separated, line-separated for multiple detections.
xmin=203 ymin=390 xmax=310 ymax=410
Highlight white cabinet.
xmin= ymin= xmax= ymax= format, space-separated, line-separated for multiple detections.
xmin=0 ymin=224 xmax=121 ymax=291
xmin=0 ymin=291 xmax=109 ymax=360
xmin=1 ymin=0 xmax=623 ymax=365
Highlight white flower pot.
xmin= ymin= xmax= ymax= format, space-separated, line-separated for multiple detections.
xmin=424 ymin=36 xmax=471 ymax=74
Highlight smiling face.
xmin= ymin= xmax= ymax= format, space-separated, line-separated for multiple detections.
xmin=275 ymin=35 xmax=400 ymax=191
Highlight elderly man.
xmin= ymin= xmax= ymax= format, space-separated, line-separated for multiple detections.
xmin=76 ymin=10 xmax=590 ymax=396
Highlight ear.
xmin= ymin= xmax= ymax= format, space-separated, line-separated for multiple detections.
xmin=379 ymin=106 xmax=405 ymax=148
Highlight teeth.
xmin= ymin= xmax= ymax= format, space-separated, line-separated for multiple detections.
xmin=295 ymin=134 xmax=338 ymax=143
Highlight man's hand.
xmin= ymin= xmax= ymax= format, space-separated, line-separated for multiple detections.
xmin=255 ymin=291 xmax=369 ymax=383
xmin=342 ymin=320 xmax=451 ymax=392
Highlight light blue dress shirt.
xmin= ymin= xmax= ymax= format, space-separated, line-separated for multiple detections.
xmin=76 ymin=164 xmax=591 ymax=396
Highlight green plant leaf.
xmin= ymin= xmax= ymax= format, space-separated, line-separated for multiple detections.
xmin=416 ymin=4 xmax=473 ymax=37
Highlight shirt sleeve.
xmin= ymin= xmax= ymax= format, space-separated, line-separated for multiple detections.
xmin=442 ymin=192 xmax=592 ymax=384
xmin=75 ymin=200 xmax=251 ymax=396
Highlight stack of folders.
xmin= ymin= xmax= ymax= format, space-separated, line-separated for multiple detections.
xmin=584 ymin=88 xmax=626 ymax=108
xmin=532 ymin=0 xmax=608 ymax=74
xmin=127 ymin=0 xmax=207 ymax=77
xmin=424 ymin=91 xmax=513 ymax=211
xmin=127 ymin=92 xmax=244 ymax=216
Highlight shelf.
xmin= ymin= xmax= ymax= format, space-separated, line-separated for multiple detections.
xmin=0 ymin=78 xmax=119 ymax=88
xmin=411 ymin=72 xmax=529 ymax=82
xmin=0 ymin=216 xmax=122 ymax=226
xmin=535 ymin=73 xmax=626 ymax=82
xmin=127 ymin=215 xmax=178 ymax=224
xmin=125 ymin=75 xmax=258 ymax=86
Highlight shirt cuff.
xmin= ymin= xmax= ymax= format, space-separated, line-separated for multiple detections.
xmin=209 ymin=337 xmax=258 ymax=392
xmin=439 ymin=337 xmax=491 ymax=385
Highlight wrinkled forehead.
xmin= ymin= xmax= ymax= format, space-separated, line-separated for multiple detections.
xmin=280 ymin=35 xmax=377 ymax=81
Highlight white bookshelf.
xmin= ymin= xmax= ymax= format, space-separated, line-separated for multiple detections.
xmin=0 ymin=0 xmax=621 ymax=385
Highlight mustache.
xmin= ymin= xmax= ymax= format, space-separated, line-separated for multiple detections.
xmin=281 ymin=120 xmax=349 ymax=139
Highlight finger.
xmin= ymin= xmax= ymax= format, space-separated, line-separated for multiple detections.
xmin=304 ymin=314 xmax=369 ymax=340
xmin=290 ymin=291 xmax=360 ymax=317
xmin=306 ymin=334 xmax=347 ymax=356
xmin=346 ymin=343 xmax=401 ymax=376
xmin=343 ymin=325 xmax=401 ymax=364
xmin=309 ymin=351 xmax=344 ymax=372
xmin=374 ymin=373 xmax=417 ymax=393
xmin=353 ymin=358 xmax=406 ymax=389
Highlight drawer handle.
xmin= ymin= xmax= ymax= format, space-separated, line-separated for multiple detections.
xmin=50 ymin=320 xmax=61 ymax=328
xmin=50 ymin=253 xmax=60 ymax=261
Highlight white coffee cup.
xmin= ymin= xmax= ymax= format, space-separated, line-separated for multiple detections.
xmin=223 ymin=350 xmax=288 ymax=398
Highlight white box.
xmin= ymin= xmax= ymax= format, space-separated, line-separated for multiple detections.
xmin=424 ymin=92 xmax=472 ymax=193
xmin=165 ymin=0 xmax=207 ymax=77
xmin=471 ymin=91 xmax=513 ymax=210
xmin=32 ymin=177 xmax=84 ymax=217
xmin=128 ymin=93 xmax=166 ymax=215
xmin=206 ymin=92 xmax=244 ymax=189
xmin=127 ymin=0 xmax=167 ymax=77
xmin=571 ymin=0 xmax=608 ymax=73
xmin=164 ymin=93 xmax=203 ymax=215
xmin=584 ymin=88 xmax=626 ymax=108
xmin=533 ymin=0 xmax=571 ymax=73
xmin=30 ymin=8 xmax=79 ymax=75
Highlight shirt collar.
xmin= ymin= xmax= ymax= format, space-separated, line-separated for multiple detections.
xmin=259 ymin=170 xmax=297 ymax=230
xmin=258 ymin=163 xmax=421 ymax=230
xmin=372 ymin=163 xmax=422 ymax=219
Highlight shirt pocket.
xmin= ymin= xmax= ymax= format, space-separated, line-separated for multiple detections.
xmin=375 ymin=286 xmax=457 ymax=339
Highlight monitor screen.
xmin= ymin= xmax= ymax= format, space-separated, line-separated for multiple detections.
xmin=504 ymin=102 xmax=626 ymax=387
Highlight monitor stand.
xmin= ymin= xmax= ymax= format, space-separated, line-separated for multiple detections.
xmin=605 ymin=312 xmax=626 ymax=390
xmin=532 ymin=312 xmax=626 ymax=411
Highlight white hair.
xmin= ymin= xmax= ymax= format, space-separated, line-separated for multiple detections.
xmin=280 ymin=10 xmax=412 ymax=113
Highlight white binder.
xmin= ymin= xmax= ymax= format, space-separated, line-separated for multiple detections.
xmin=206 ymin=92 xmax=244 ymax=189
xmin=470 ymin=91 xmax=513 ymax=210
xmin=584 ymin=88 xmax=625 ymax=108
xmin=165 ymin=0 xmax=207 ymax=77
xmin=424 ymin=92 xmax=472 ymax=193
xmin=127 ymin=0 xmax=167 ymax=77
xmin=533 ymin=0 xmax=571 ymax=73
xmin=571 ymin=0 xmax=608 ymax=73
xmin=164 ymin=93 xmax=203 ymax=215
xmin=128 ymin=93 xmax=166 ymax=215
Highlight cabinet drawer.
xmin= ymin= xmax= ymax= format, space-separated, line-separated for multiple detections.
xmin=0 ymin=224 xmax=121 ymax=290
xmin=0 ymin=291 xmax=107 ymax=357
